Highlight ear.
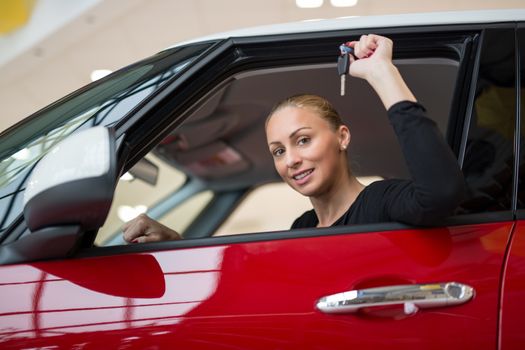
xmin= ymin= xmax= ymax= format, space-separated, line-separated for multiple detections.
xmin=337 ymin=125 xmax=351 ymax=151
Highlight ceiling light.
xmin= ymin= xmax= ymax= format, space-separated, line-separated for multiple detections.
xmin=296 ymin=0 xmax=323 ymax=8
xmin=90 ymin=69 xmax=112 ymax=82
xmin=330 ymin=0 xmax=358 ymax=7
xmin=117 ymin=205 xmax=148 ymax=222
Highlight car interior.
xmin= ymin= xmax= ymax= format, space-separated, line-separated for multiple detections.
xmin=96 ymin=57 xmax=459 ymax=245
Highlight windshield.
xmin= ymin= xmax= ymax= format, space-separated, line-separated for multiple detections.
xmin=0 ymin=42 xmax=215 ymax=236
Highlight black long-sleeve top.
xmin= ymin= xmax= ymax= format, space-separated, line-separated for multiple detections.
xmin=291 ymin=101 xmax=466 ymax=229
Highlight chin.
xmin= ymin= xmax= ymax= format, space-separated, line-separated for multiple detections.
xmin=292 ymin=183 xmax=321 ymax=198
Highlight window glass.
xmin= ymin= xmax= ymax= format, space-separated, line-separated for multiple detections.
xmin=215 ymin=183 xmax=312 ymax=235
xmin=162 ymin=190 xmax=214 ymax=235
xmin=98 ymin=48 xmax=464 ymax=244
xmin=96 ymin=153 xmax=186 ymax=245
xmin=459 ymin=28 xmax=516 ymax=214
xmin=131 ymin=56 xmax=461 ymax=239
xmin=0 ymin=42 xmax=214 ymax=235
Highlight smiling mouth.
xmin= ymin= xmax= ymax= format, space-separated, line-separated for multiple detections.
xmin=293 ymin=169 xmax=313 ymax=181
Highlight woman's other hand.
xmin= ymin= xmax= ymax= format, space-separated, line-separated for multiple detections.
xmin=122 ymin=214 xmax=181 ymax=243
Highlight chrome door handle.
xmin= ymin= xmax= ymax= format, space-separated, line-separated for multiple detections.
xmin=316 ymin=282 xmax=474 ymax=314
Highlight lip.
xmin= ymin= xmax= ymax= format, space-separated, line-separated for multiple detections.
xmin=291 ymin=168 xmax=314 ymax=185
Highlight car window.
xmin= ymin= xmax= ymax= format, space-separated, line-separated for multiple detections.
xmin=459 ymin=28 xmax=516 ymax=215
xmin=0 ymin=42 xmax=215 ymax=237
xmin=102 ymin=53 xmax=461 ymax=242
xmin=160 ymin=190 xmax=215 ymax=236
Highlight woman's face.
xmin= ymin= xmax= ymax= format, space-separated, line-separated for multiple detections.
xmin=266 ymin=106 xmax=350 ymax=198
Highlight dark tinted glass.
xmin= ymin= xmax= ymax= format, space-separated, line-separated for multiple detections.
xmin=459 ymin=28 xmax=516 ymax=214
xmin=0 ymin=42 xmax=214 ymax=235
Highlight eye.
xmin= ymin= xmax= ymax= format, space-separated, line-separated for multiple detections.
xmin=272 ymin=148 xmax=285 ymax=157
xmin=297 ymin=136 xmax=310 ymax=146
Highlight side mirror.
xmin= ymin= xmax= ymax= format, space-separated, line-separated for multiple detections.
xmin=0 ymin=127 xmax=117 ymax=265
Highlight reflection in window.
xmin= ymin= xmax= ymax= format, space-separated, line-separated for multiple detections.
xmin=96 ymin=153 xmax=187 ymax=245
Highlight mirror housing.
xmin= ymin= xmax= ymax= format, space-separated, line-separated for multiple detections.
xmin=0 ymin=127 xmax=117 ymax=265
xmin=23 ymin=126 xmax=117 ymax=232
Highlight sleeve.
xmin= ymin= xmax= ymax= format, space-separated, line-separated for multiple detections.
xmin=383 ymin=101 xmax=466 ymax=225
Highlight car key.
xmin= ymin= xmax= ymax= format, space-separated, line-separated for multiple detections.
xmin=338 ymin=44 xmax=353 ymax=96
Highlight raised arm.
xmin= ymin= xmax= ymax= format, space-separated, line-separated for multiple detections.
xmin=348 ymin=34 xmax=465 ymax=225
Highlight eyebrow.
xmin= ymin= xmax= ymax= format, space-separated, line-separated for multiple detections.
xmin=268 ymin=127 xmax=312 ymax=146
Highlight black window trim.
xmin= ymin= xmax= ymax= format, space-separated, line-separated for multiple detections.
xmin=513 ymin=25 xmax=521 ymax=217
xmin=117 ymin=25 xmax=483 ymax=175
xmin=78 ymin=211 xmax=515 ymax=260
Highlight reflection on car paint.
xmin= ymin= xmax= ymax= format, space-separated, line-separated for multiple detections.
xmin=0 ymin=223 xmax=511 ymax=348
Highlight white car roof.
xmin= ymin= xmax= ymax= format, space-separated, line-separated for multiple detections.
xmin=170 ymin=8 xmax=525 ymax=48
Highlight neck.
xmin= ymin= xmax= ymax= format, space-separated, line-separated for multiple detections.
xmin=310 ymin=174 xmax=364 ymax=227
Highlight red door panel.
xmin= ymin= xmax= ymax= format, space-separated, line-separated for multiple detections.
xmin=500 ymin=220 xmax=525 ymax=349
xmin=0 ymin=222 xmax=512 ymax=349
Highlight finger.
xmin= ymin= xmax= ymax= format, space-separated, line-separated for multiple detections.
xmin=371 ymin=36 xmax=393 ymax=59
xmin=123 ymin=219 xmax=147 ymax=242
xmin=359 ymin=34 xmax=375 ymax=58
xmin=367 ymin=34 xmax=385 ymax=43
xmin=122 ymin=219 xmax=134 ymax=231
xmin=365 ymin=34 xmax=378 ymax=49
xmin=138 ymin=233 xmax=165 ymax=243
xmin=122 ymin=213 xmax=149 ymax=232
xmin=354 ymin=40 xmax=367 ymax=59
xmin=359 ymin=35 xmax=377 ymax=57
xmin=345 ymin=41 xmax=356 ymax=48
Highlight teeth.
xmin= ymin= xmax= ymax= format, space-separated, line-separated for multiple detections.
xmin=294 ymin=169 xmax=312 ymax=180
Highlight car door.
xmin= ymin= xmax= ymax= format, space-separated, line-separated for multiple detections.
xmin=0 ymin=25 xmax=518 ymax=349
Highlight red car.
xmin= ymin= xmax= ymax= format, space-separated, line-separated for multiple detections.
xmin=0 ymin=9 xmax=524 ymax=349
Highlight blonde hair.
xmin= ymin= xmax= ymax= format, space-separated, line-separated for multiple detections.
xmin=266 ymin=94 xmax=344 ymax=130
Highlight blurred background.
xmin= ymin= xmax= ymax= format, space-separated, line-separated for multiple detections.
xmin=0 ymin=0 xmax=523 ymax=133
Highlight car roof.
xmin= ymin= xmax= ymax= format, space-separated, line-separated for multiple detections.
xmin=169 ymin=8 xmax=525 ymax=49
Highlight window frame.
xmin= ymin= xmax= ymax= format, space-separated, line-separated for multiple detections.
xmin=514 ymin=23 xmax=525 ymax=219
xmin=75 ymin=24 xmax=501 ymax=259
xmin=459 ymin=25 xmax=518 ymax=221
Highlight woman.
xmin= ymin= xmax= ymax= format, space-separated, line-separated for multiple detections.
xmin=122 ymin=34 xmax=465 ymax=242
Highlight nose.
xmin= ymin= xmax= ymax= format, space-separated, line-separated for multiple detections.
xmin=285 ymin=148 xmax=301 ymax=168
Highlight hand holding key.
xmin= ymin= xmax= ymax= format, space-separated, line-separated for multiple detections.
xmin=337 ymin=34 xmax=415 ymax=110
xmin=345 ymin=34 xmax=393 ymax=81
xmin=338 ymin=34 xmax=392 ymax=96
